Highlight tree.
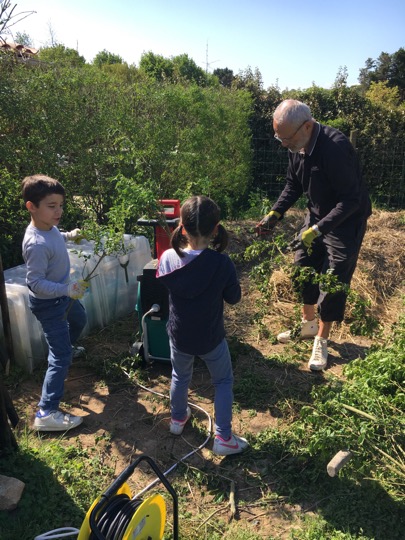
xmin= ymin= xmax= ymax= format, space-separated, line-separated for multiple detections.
xmin=213 ymin=67 xmax=234 ymax=88
xmin=0 ymin=54 xmax=253 ymax=267
xmin=366 ymin=80 xmax=401 ymax=109
xmin=390 ymin=48 xmax=405 ymax=100
xmin=171 ymin=53 xmax=206 ymax=85
xmin=333 ymin=65 xmax=349 ymax=89
xmin=139 ymin=51 xmax=173 ymax=81
xmin=139 ymin=51 xmax=207 ymax=86
xmin=0 ymin=0 xmax=34 ymax=43
xmin=359 ymin=52 xmax=391 ymax=90
xmin=232 ymin=66 xmax=263 ymax=98
xmin=14 ymin=30 xmax=32 ymax=46
xmin=358 ymin=57 xmax=376 ymax=90
xmin=358 ymin=48 xmax=405 ymax=100
xmin=0 ymin=373 xmax=18 ymax=454
xmin=38 ymin=44 xmax=86 ymax=67
xmin=93 ymin=49 xmax=123 ymax=68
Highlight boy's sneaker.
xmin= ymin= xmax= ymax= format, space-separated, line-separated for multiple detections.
xmin=169 ymin=407 xmax=191 ymax=435
xmin=212 ymin=433 xmax=249 ymax=456
xmin=72 ymin=346 xmax=86 ymax=359
xmin=277 ymin=319 xmax=318 ymax=344
xmin=308 ymin=336 xmax=328 ymax=371
xmin=33 ymin=410 xmax=83 ymax=432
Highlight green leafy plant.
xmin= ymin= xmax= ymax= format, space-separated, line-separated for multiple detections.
xmin=280 ymin=312 xmax=405 ymax=501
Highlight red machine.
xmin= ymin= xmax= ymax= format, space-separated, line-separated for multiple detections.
xmin=138 ymin=199 xmax=181 ymax=259
xmin=134 ymin=200 xmax=180 ymax=364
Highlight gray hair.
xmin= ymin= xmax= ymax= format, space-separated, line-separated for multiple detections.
xmin=273 ymin=99 xmax=313 ymax=127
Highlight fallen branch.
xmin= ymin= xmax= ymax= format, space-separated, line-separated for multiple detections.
xmin=341 ymin=403 xmax=378 ymax=422
xmin=196 ymin=506 xmax=226 ymax=530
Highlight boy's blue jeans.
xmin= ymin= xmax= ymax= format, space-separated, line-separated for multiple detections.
xmin=29 ymin=295 xmax=87 ymax=411
xmin=169 ymin=339 xmax=234 ymax=439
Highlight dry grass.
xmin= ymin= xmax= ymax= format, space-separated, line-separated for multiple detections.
xmin=229 ymin=209 xmax=405 ymax=343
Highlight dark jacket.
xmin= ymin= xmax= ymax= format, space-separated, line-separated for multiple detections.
xmin=157 ymin=249 xmax=241 ymax=355
xmin=272 ymin=124 xmax=372 ymax=235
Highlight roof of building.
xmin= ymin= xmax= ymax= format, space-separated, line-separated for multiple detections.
xmin=0 ymin=41 xmax=38 ymax=55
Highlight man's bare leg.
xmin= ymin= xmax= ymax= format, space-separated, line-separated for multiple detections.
xmin=318 ymin=320 xmax=332 ymax=339
xmin=302 ymin=305 xmax=332 ymax=339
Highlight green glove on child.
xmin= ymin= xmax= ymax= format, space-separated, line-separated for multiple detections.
xmin=68 ymin=280 xmax=89 ymax=300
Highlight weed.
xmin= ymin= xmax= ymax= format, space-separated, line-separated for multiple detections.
xmin=290 ymin=516 xmax=370 ymax=539
xmin=277 ymin=315 xmax=405 ymax=501
xmin=242 ymin=231 xmax=381 ymax=339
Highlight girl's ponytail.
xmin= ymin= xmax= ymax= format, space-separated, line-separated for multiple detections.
xmin=171 ymin=224 xmax=187 ymax=258
xmin=211 ymin=223 xmax=228 ymax=253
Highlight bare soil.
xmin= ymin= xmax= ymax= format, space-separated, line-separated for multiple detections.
xmin=10 ymin=209 xmax=405 ymax=539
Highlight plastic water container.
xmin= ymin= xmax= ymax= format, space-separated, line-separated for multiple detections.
xmin=0 ymin=235 xmax=152 ymax=372
xmin=103 ymin=236 xmax=152 ymax=323
xmin=1 ymin=283 xmax=48 ymax=373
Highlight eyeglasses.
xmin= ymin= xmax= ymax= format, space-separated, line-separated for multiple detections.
xmin=274 ymin=120 xmax=308 ymax=142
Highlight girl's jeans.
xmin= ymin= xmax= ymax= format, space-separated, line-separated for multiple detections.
xmin=170 ymin=339 xmax=234 ymax=439
xmin=29 ymin=295 xmax=87 ymax=411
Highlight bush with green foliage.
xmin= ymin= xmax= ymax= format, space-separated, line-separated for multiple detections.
xmin=0 ymin=59 xmax=253 ymax=268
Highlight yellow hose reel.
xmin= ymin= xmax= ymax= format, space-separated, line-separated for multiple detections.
xmin=78 ymin=454 xmax=178 ymax=540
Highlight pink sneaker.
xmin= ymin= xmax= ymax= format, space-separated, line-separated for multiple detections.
xmin=169 ymin=407 xmax=191 ymax=435
xmin=212 ymin=433 xmax=249 ymax=456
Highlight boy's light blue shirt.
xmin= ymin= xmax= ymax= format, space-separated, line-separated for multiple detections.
xmin=22 ymin=224 xmax=71 ymax=299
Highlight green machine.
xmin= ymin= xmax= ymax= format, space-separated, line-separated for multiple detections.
xmin=133 ymin=259 xmax=171 ymax=363
xmin=132 ymin=200 xmax=180 ymax=364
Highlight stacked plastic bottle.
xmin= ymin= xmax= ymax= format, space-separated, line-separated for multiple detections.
xmin=0 ymin=235 xmax=152 ymax=373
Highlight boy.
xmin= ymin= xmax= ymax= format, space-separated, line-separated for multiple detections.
xmin=22 ymin=174 xmax=87 ymax=431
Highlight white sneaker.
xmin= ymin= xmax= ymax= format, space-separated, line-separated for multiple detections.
xmin=33 ymin=410 xmax=83 ymax=432
xmin=212 ymin=433 xmax=249 ymax=456
xmin=72 ymin=346 xmax=86 ymax=359
xmin=308 ymin=336 xmax=328 ymax=371
xmin=169 ymin=407 xmax=191 ymax=435
xmin=277 ymin=319 xmax=318 ymax=344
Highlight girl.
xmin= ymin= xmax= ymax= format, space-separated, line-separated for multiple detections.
xmin=157 ymin=196 xmax=248 ymax=455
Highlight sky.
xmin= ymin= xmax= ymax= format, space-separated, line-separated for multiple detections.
xmin=6 ymin=0 xmax=405 ymax=90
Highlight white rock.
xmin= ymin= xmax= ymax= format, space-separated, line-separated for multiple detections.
xmin=0 ymin=474 xmax=25 ymax=511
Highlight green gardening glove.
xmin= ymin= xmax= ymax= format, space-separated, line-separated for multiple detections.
xmin=301 ymin=227 xmax=319 ymax=248
xmin=255 ymin=210 xmax=281 ymax=236
xmin=68 ymin=280 xmax=89 ymax=300
xmin=289 ymin=226 xmax=321 ymax=251
xmin=65 ymin=228 xmax=84 ymax=244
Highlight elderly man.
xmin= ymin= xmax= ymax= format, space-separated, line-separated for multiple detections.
xmin=257 ymin=99 xmax=371 ymax=371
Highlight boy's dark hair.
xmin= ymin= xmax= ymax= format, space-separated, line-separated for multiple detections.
xmin=171 ymin=195 xmax=228 ymax=257
xmin=22 ymin=174 xmax=65 ymax=206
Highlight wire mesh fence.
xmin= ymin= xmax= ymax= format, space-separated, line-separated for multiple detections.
xmin=356 ymin=135 xmax=405 ymax=208
xmin=252 ymin=135 xmax=405 ymax=209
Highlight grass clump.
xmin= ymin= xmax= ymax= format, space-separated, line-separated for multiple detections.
xmin=0 ymin=434 xmax=115 ymax=539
